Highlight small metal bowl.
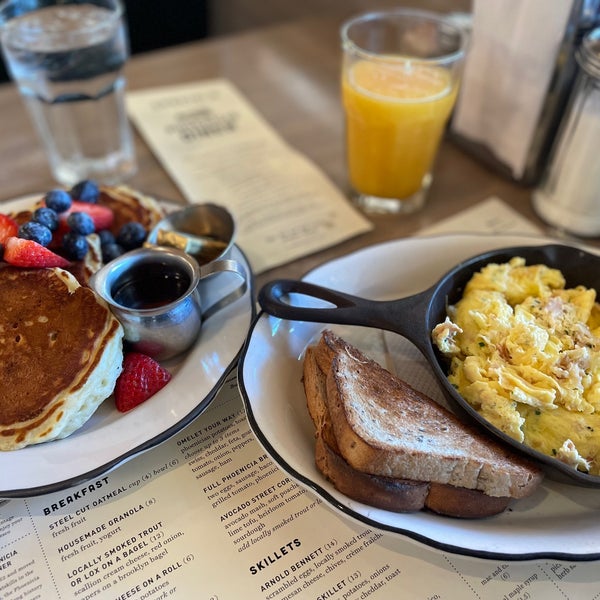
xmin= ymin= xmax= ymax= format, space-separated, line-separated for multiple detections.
xmin=146 ymin=204 xmax=235 ymax=265
xmin=146 ymin=204 xmax=245 ymax=318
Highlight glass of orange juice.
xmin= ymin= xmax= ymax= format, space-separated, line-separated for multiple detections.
xmin=341 ymin=9 xmax=467 ymax=214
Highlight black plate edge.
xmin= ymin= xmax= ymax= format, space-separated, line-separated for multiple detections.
xmin=240 ymin=233 xmax=600 ymax=561
xmin=238 ymin=310 xmax=600 ymax=562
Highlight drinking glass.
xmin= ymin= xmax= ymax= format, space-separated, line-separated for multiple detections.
xmin=0 ymin=0 xmax=136 ymax=186
xmin=341 ymin=9 xmax=467 ymax=214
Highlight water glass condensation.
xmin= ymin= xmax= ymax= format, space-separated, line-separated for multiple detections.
xmin=341 ymin=10 xmax=467 ymax=214
xmin=0 ymin=0 xmax=136 ymax=186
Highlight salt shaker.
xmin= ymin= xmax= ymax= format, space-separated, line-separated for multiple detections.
xmin=532 ymin=27 xmax=600 ymax=237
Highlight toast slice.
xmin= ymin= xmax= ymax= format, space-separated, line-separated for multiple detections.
xmin=303 ymin=330 xmax=543 ymax=517
xmin=304 ymin=345 xmax=430 ymax=512
xmin=303 ymin=346 xmax=340 ymax=453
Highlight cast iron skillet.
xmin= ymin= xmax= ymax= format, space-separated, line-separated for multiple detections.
xmin=259 ymin=243 xmax=600 ymax=488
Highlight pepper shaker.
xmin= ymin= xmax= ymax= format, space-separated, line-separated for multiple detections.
xmin=532 ymin=26 xmax=600 ymax=237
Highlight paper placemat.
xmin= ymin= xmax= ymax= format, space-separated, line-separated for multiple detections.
xmin=127 ymin=80 xmax=372 ymax=274
xmin=1 ymin=202 xmax=598 ymax=600
xmin=2 ymin=378 xmax=598 ymax=600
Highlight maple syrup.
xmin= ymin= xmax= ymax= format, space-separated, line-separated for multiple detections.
xmin=111 ymin=262 xmax=191 ymax=310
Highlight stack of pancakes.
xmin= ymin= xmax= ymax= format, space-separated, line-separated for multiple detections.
xmin=10 ymin=184 xmax=164 ymax=286
xmin=0 ymin=267 xmax=123 ymax=449
xmin=0 ymin=185 xmax=164 ymax=450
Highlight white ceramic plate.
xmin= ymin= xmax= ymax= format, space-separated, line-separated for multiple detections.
xmin=0 ymin=196 xmax=255 ymax=497
xmin=239 ymin=233 xmax=600 ymax=560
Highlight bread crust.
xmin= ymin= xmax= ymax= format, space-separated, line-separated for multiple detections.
xmin=425 ymin=483 xmax=510 ymax=518
xmin=302 ymin=330 xmax=544 ymax=518
xmin=303 ymin=346 xmax=339 ymax=452
xmin=316 ymin=436 xmax=430 ymax=512
xmin=305 ymin=344 xmax=431 ymax=512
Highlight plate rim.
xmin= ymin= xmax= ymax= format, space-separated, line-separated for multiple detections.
xmin=238 ymin=232 xmax=600 ymax=561
xmin=0 ymin=195 xmax=256 ymax=498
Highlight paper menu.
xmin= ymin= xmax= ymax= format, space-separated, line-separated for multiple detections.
xmin=126 ymin=80 xmax=372 ymax=274
xmin=1 ymin=372 xmax=598 ymax=600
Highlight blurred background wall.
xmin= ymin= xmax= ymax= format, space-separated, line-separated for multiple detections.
xmin=209 ymin=0 xmax=471 ymax=35
xmin=0 ymin=0 xmax=473 ymax=81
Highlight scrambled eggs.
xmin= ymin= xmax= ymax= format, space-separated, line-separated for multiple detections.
xmin=432 ymin=257 xmax=600 ymax=474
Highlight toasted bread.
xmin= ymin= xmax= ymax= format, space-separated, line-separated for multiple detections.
xmin=303 ymin=346 xmax=339 ymax=453
xmin=303 ymin=330 xmax=543 ymax=517
xmin=304 ymin=345 xmax=430 ymax=511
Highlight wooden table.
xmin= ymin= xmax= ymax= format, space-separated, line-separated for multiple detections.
xmin=0 ymin=15 xmax=550 ymax=289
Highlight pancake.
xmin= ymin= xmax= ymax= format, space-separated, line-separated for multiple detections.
xmin=0 ymin=266 xmax=124 ymax=450
xmin=98 ymin=185 xmax=164 ymax=235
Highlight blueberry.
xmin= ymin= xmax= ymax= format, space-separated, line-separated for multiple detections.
xmin=117 ymin=222 xmax=146 ymax=250
xmin=97 ymin=229 xmax=116 ymax=246
xmin=71 ymin=180 xmax=99 ymax=203
xmin=101 ymin=242 xmax=125 ymax=263
xmin=32 ymin=206 xmax=59 ymax=232
xmin=44 ymin=189 xmax=72 ymax=213
xmin=67 ymin=211 xmax=95 ymax=235
xmin=18 ymin=221 xmax=52 ymax=247
xmin=62 ymin=231 xmax=89 ymax=260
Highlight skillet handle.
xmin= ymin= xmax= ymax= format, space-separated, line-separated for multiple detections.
xmin=258 ymin=279 xmax=428 ymax=344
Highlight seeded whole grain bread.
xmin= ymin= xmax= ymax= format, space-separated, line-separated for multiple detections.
xmin=302 ymin=330 xmax=543 ymax=518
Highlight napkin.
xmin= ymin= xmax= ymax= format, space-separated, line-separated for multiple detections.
xmin=451 ymin=0 xmax=574 ymax=180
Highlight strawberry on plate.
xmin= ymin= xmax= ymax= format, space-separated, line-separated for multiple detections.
xmin=0 ymin=214 xmax=18 ymax=244
xmin=58 ymin=200 xmax=114 ymax=231
xmin=114 ymin=352 xmax=172 ymax=412
xmin=3 ymin=236 xmax=70 ymax=268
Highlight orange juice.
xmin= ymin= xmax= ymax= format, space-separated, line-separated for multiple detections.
xmin=342 ymin=59 xmax=458 ymax=200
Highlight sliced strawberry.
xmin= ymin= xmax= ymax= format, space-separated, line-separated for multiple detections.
xmin=58 ymin=200 xmax=114 ymax=231
xmin=114 ymin=352 xmax=172 ymax=412
xmin=3 ymin=236 xmax=70 ymax=268
xmin=0 ymin=213 xmax=18 ymax=244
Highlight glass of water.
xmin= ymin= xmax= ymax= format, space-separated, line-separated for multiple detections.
xmin=0 ymin=0 xmax=136 ymax=186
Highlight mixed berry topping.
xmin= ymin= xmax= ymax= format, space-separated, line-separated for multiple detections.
xmin=44 ymin=189 xmax=72 ymax=213
xmin=117 ymin=221 xmax=147 ymax=250
xmin=62 ymin=231 xmax=89 ymax=260
xmin=32 ymin=206 xmax=59 ymax=232
xmin=18 ymin=221 xmax=52 ymax=247
xmin=2 ymin=179 xmax=151 ymax=267
xmin=101 ymin=242 xmax=125 ymax=264
xmin=70 ymin=179 xmax=100 ymax=204
xmin=97 ymin=229 xmax=116 ymax=246
xmin=66 ymin=212 xmax=95 ymax=236
xmin=4 ymin=236 xmax=69 ymax=268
